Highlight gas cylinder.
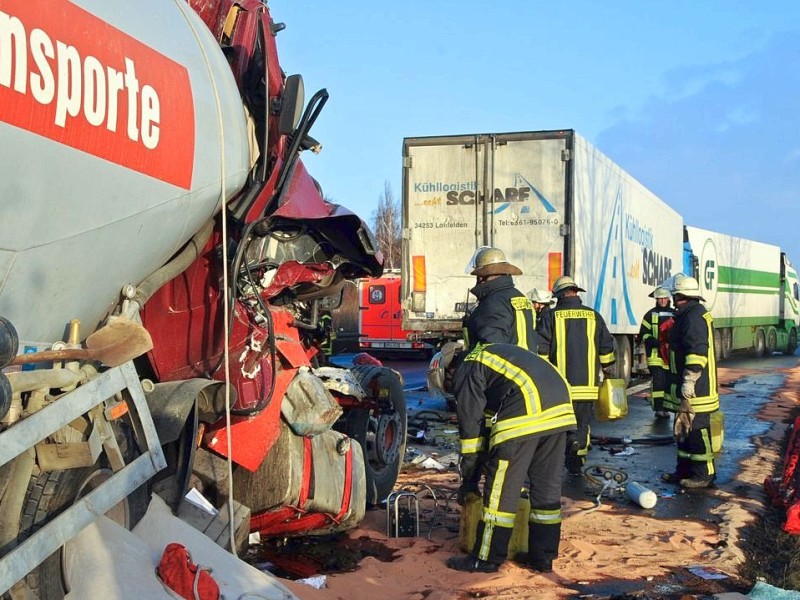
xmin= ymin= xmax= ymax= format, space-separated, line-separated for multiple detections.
xmin=625 ymin=481 xmax=658 ymax=509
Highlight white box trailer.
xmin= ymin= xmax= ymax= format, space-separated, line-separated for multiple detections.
xmin=684 ymin=225 xmax=800 ymax=357
xmin=401 ymin=129 xmax=684 ymax=380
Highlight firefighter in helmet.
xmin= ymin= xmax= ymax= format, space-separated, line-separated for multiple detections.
xmin=528 ymin=288 xmax=555 ymax=323
xmin=462 ymin=247 xmax=537 ymax=352
xmin=662 ymin=274 xmax=719 ymax=489
xmin=428 ymin=341 xmax=576 ymax=574
xmin=637 ymin=287 xmax=675 ymax=419
xmin=536 ymin=275 xmax=615 ymax=474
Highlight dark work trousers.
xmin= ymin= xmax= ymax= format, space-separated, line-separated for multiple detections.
xmin=473 ymin=432 xmax=566 ymax=564
xmin=649 ymin=367 xmax=667 ymax=412
xmin=675 ymin=412 xmax=716 ymax=480
xmin=566 ymin=401 xmax=593 ymax=460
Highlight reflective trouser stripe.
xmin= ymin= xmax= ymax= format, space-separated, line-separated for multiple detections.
xmin=477 ymin=459 xmax=511 ymax=561
xmin=530 ymin=507 xmax=562 ymax=525
xmin=460 ymin=437 xmax=484 ymax=454
xmin=675 ymin=413 xmax=715 ymax=478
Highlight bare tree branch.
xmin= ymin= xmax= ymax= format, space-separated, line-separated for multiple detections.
xmin=372 ymin=180 xmax=402 ymax=270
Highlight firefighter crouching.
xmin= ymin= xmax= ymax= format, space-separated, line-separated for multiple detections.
xmin=536 ymin=276 xmax=615 ymax=474
xmin=637 ymin=286 xmax=675 ymax=419
xmin=428 ymin=341 xmax=576 ymax=573
xmin=662 ymin=274 xmax=719 ymax=489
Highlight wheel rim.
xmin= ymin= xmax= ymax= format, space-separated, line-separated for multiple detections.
xmin=768 ymin=330 xmax=777 ymax=351
xmin=367 ymin=411 xmax=401 ymax=469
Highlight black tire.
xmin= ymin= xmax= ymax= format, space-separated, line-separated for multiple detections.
xmin=753 ymin=329 xmax=766 ymax=359
xmin=713 ymin=328 xmax=723 ymax=363
xmin=766 ymin=328 xmax=778 ymax=355
xmin=20 ymin=426 xmax=149 ymax=599
xmin=785 ymin=328 xmax=798 ymax=356
xmin=611 ymin=335 xmax=632 ymax=384
xmin=721 ymin=328 xmax=732 ymax=360
xmin=347 ymin=365 xmax=407 ymax=506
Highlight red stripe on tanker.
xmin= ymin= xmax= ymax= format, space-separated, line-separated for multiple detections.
xmin=0 ymin=0 xmax=194 ymax=189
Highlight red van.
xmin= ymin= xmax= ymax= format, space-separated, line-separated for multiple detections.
xmin=358 ymin=273 xmax=432 ymax=358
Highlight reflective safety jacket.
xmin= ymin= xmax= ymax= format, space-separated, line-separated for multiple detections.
xmin=665 ymin=299 xmax=719 ymax=413
xmin=452 ymin=343 xmax=576 ymax=455
xmin=638 ymin=304 xmax=675 ymax=369
xmin=462 ymin=275 xmax=537 ymax=351
xmin=536 ymin=295 xmax=615 ymax=401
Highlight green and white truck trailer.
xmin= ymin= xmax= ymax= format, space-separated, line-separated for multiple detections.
xmin=684 ymin=225 xmax=800 ymax=359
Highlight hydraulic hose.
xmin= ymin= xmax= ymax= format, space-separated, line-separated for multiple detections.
xmin=132 ymin=219 xmax=215 ymax=309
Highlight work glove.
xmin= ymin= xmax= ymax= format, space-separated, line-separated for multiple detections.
xmin=673 ymin=399 xmax=695 ymax=443
xmin=681 ymin=369 xmax=701 ymax=400
xmin=674 ymin=370 xmax=700 ymax=442
xmin=457 ymin=454 xmax=481 ymax=506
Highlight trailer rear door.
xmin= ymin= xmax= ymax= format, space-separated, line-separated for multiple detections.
xmin=401 ymin=131 xmax=570 ymax=336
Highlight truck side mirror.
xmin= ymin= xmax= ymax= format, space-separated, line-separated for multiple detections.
xmin=278 ymin=74 xmax=304 ymax=136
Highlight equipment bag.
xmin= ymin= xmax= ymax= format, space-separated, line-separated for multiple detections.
xmin=156 ymin=543 xmax=221 ymax=600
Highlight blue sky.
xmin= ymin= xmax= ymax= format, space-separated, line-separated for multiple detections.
xmin=272 ymin=1 xmax=800 ymax=263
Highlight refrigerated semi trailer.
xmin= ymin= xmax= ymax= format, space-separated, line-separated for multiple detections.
xmin=401 ymin=129 xmax=684 ymax=381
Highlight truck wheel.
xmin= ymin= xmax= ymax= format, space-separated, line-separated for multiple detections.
xmin=713 ymin=329 xmax=723 ymax=362
xmin=19 ymin=427 xmax=148 ymax=599
xmin=786 ymin=329 xmax=798 ymax=356
xmin=348 ymin=365 xmax=407 ymax=506
xmin=611 ymin=336 xmax=631 ymax=384
xmin=766 ymin=328 xmax=778 ymax=355
xmin=721 ymin=329 xmax=732 ymax=360
xmin=753 ymin=330 xmax=766 ymax=358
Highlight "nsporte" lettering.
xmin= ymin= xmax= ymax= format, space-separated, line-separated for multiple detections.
xmin=0 ymin=10 xmax=160 ymax=149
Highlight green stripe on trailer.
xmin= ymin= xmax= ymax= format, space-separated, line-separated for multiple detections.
xmin=718 ymin=287 xmax=779 ymax=296
xmin=713 ymin=316 xmax=780 ymax=328
xmin=718 ymin=266 xmax=780 ymax=288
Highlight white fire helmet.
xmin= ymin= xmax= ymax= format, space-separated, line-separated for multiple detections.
xmin=649 ymin=287 xmax=671 ymax=299
xmin=427 ymin=341 xmax=465 ymax=398
xmin=671 ymin=274 xmax=705 ymax=301
xmin=528 ymin=288 xmax=554 ymax=305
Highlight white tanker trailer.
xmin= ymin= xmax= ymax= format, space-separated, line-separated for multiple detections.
xmin=0 ymin=0 xmax=252 ymax=344
xmin=0 ymin=2 xmax=405 ymax=597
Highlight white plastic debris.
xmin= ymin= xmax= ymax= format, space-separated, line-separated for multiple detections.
xmin=296 ymin=575 xmax=327 ymax=589
xmin=418 ymin=457 xmax=446 ymax=471
xmin=184 ymin=487 xmax=219 ymax=516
